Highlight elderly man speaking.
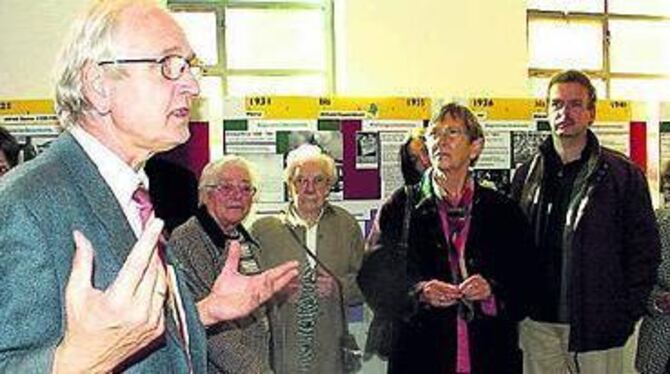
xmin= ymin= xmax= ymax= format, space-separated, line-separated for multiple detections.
xmin=0 ymin=0 xmax=297 ymax=372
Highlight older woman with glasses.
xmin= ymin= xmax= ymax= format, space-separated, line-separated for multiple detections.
xmin=251 ymin=144 xmax=365 ymax=374
xmin=170 ymin=155 xmax=294 ymax=374
xmin=358 ymin=102 xmax=534 ymax=374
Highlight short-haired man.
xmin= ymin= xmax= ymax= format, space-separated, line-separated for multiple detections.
xmin=511 ymin=69 xmax=661 ymax=373
xmin=0 ymin=1 xmax=296 ymax=372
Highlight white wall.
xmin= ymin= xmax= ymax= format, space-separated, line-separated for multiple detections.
xmin=0 ymin=0 xmax=529 ymax=100
xmin=335 ymin=0 xmax=528 ymax=97
xmin=0 ymin=0 xmax=167 ymax=100
xmin=0 ymin=0 xmax=89 ymax=99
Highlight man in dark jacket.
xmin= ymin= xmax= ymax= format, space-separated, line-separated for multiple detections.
xmin=511 ymin=69 xmax=661 ymax=373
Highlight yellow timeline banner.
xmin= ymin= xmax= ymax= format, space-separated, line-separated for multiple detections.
xmin=468 ymin=97 xmax=631 ymax=122
xmin=243 ymin=96 xmax=432 ymax=120
xmin=0 ymin=99 xmax=55 ymax=115
xmin=319 ymin=97 xmax=431 ymax=120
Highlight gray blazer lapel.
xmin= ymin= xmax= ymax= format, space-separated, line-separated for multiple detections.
xmin=56 ymin=132 xmax=137 ymax=267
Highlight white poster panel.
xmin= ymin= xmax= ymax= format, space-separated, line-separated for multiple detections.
xmin=474 ymin=130 xmax=511 ymax=170
xmin=592 ymin=121 xmax=629 ymax=156
xmin=248 ymin=119 xmax=316 ymax=132
xmin=380 ymin=132 xmax=407 ymax=198
xmin=244 ymin=153 xmax=285 ymax=203
xmin=225 ymin=130 xmax=276 ymax=154
xmin=362 ymin=119 xmax=423 ymax=132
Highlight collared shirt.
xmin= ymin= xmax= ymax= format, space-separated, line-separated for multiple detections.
xmin=69 ymin=126 xmax=149 ymax=238
xmin=287 ymin=203 xmax=324 ymax=268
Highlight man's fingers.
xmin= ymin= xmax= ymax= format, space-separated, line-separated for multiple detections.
xmin=67 ymin=231 xmax=95 ymax=299
xmin=222 ymin=240 xmax=242 ymax=274
xmin=109 ymin=218 xmax=164 ymax=300
xmin=134 ymin=252 xmax=164 ymax=315
xmin=147 ymin=269 xmax=168 ymax=331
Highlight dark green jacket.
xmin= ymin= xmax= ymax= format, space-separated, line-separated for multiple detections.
xmin=0 ymin=132 xmax=207 ymax=372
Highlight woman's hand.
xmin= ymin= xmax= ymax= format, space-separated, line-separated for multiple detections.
xmin=419 ymin=279 xmax=461 ymax=308
xmin=459 ymin=274 xmax=492 ymax=301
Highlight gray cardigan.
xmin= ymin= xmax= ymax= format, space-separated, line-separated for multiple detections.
xmin=0 ymin=132 xmax=206 ymax=373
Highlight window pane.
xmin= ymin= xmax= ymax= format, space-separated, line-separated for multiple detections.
xmin=172 ymin=12 xmax=218 ymax=65
xmin=227 ymin=75 xmax=326 ymax=96
xmin=610 ymin=78 xmax=670 ymax=101
xmin=610 ymin=0 xmax=670 ymax=16
xmin=528 ymin=19 xmax=602 ymax=70
xmin=528 ymin=76 xmax=606 ymax=99
xmin=199 ymin=76 xmax=224 ymax=119
xmin=527 ymin=0 xmax=603 ymax=13
xmin=226 ymin=8 xmax=326 ymax=70
xmin=610 ymin=20 xmax=670 ymax=74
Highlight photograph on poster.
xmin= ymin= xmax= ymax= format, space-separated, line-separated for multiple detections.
xmin=13 ymin=135 xmax=55 ymax=161
xmin=355 ymin=131 xmax=379 ymax=170
xmin=473 ymin=169 xmax=511 ymax=196
xmin=512 ymin=131 xmax=547 ymax=167
xmin=661 ymin=160 xmax=670 ymax=209
xmin=287 ymin=130 xmax=343 ymax=161
xmin=286 ymin=130 xmax=344 ymax=200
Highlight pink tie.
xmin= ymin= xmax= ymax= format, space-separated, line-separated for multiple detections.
xmin=132 ymin=185 xmax=168 ymax=263
xmin=132 ymin=185 xmax=189 ymax=350
xmin=132 ymin=185 xmax=154 ymax=228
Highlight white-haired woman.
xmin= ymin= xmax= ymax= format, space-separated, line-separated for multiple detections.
xmin=170 ymin=155 xmax=271 ymax=373
xmin=251 ymin=144 xmax=364 ymax=373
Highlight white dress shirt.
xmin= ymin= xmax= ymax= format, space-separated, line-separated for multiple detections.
xmin=69 ymin=126 xmax=150 ymax=238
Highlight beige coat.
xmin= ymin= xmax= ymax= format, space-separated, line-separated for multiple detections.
xmin=250 ymin=202 xmax=364 ymax=374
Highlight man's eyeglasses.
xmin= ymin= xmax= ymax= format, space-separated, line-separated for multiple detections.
xmin=98 ymin=54 xmax=204 ymax=81
xmin=549 ymin=99 xmax=588 ymax=112
xmin=204 ymin=182 xmax=256 ymax=197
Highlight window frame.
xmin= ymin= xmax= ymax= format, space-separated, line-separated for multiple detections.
xmin=168 ymin=0 xmax=335 ymax=97
xmin=527 ymin=2 xmax=670 ymax=99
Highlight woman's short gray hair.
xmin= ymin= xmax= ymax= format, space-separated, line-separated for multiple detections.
xmin=198 ymin=155 xmax=259 ymax=204
xmin=284 ymin=144 xmax=336 ymax=187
